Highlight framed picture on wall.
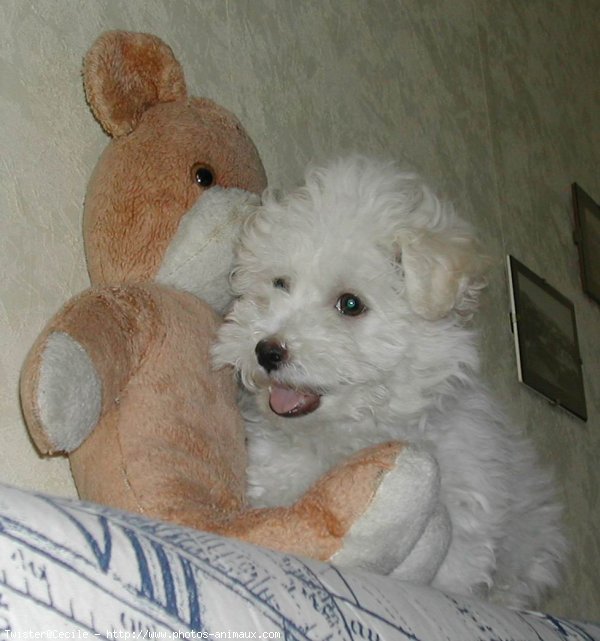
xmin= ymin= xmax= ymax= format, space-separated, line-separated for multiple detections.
xmin=572 ymin=182 xmax=600 ymax=305
xmin=507 ymin=255 xmax=587 ymax=421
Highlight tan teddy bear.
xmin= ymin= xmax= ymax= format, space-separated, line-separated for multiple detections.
xmin=20 ymin=31 xmax=448 ymax=574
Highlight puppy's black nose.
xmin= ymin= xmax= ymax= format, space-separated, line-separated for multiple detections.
xmin=255 ymin=339 xmax=288 ymax=372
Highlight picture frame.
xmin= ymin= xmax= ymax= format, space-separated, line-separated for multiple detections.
xmin=506 ymin=255 xmax=587 ymax=421
xmin=572 ymin=182 xmax=600 ymax=305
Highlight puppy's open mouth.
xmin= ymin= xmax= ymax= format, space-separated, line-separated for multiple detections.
xmin=268 ymin=382 xmax=321 ymax=417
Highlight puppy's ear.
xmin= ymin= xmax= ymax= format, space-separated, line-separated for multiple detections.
xmin=399 ymin=230 xmax=489 ymax=321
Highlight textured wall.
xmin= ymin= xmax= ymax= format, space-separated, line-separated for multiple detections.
xmin=0 ymin=0 xmax=598 ymax=619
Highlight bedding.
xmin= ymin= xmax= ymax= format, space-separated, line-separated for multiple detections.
xmin=0 ymin=483 xmax=597 ymax=640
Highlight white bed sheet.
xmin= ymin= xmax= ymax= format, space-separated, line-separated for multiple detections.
xmin=0 ymin=483 xmax=597 ymax=640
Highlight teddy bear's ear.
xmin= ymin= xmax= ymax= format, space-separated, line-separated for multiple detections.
xmin=83 ymin=31 xmax=187 ymax=138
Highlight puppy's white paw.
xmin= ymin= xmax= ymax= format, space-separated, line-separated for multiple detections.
xmin=37 ymin=332 xmax=102 ymax=452
xmin=331 ymin=446 xmax=443 ymax=575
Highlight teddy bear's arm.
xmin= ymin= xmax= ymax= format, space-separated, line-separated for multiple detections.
xmin=181 ymin=441 xmax=449 ymax=575
xmin=163 ymin=441 xmax=406 ymax=564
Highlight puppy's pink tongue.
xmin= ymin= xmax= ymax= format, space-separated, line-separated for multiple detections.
xmin=269 ymin=383 xmax=321 ymax=417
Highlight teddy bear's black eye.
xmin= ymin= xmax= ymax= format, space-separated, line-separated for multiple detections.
xmin=335 ymin=293 xmax=367 ymax=317
xmin=192 ymin=163 xmax=215 ymax=188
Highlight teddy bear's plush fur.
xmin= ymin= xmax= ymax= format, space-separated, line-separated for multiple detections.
xmin=19 ymin=31 xmax=451 ymax=572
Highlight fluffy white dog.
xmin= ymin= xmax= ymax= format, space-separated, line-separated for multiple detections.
xmin=213 ymin=156 xmax=567 ymax=608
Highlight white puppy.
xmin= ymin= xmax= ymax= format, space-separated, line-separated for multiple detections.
xmin=213 ymin=156 xmax=567 ymax=608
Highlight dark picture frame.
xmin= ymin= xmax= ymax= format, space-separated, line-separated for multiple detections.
xmin=572 ymin=182 xmax=600 ymax=305
xmin=507 ymin=256 xmax=587 ymax=421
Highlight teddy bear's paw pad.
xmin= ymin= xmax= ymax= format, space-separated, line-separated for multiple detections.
xmin=391 ymin=503 xmax=452 ymax=584
xmin=38 ymin=332 xmax=102 ymax=452
xmin=331 ymin=447 xmax=442 ymax=575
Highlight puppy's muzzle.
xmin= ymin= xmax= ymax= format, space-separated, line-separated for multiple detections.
xmin=255 ymin=338 xmax=288 ymax=373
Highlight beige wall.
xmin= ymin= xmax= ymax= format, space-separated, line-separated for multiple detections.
xmin=0 ymin=0 xmax=598 ymax=619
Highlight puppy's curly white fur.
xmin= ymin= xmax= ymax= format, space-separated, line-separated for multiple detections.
xmin=213 ymin=156 xmax=567 ymax=608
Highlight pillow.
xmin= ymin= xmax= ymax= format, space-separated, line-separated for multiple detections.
xmin=0 ymin=482 xmax=597 ymax=639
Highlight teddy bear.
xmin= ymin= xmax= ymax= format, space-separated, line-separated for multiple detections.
xmin=19 ymin=30 xmax=451 ymax=579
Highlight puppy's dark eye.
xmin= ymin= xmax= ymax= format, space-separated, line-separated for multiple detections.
xmin=273 ymin=277 xmax=290 ymax=291
xmin=336 ymin=293 xmax=366 ymax=317
xmin=192 ymin=163 xmax=215 ymax=188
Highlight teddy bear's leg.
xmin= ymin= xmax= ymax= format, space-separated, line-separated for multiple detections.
xmin=20 ymin=286 xmax=159 ymax=455
xmin=28 ymin=331 xmax=102 ymax=453
xmin=215 ymin=442 xmax=443 ymax=573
